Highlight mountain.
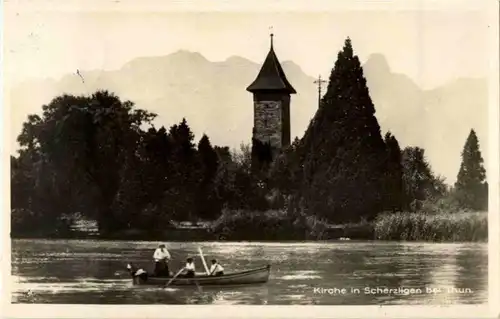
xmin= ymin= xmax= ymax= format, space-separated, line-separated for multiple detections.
xmin=8 ymin=50 xmax=488 ymax=184
xmin=362 ymin=53 xmax=488 ymax=184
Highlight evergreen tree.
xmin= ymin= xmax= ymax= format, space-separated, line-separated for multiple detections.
xmin=384 ymin=132 xmax=404 ymax=212
xmin=169 ymin=118 xmax=196 ymax=160
xmin=140 ymin=127 xmax=172 ymax=203
xmin=454 ymin=129 xmax=488 ymax=210
xmin=166 ymin=118 xmax=200 ymax=221
xmin=113 ymin=126 xmax=174 ymax=229
xmin=196 ymin=134 xmax=221 ymax=220
xmin=296 ymin=37 xmax=387 ymax=222
xmin=198 ymin=135 xmax=219 ymax=181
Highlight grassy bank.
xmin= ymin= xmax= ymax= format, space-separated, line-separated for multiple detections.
xmin=373 ymin=211 xmax=488 ymax=242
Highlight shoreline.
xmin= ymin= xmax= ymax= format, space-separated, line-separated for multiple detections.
xmin=10 ymin=228 xmax=487 ymax=243
xmin=10 ymin=236 xmax=487 ymax=244
xmin=11 ymin=210 xmax=488 ymax=243
xmin=10 ymin=228 xmax=369 ymax=241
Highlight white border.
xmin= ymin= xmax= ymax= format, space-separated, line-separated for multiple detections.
xmin=3 ymin=305 xmax=496 ymax=319
xmin=487 ymin=0 xmax=500 ymax=313
xmin=1 ymin=0 xmax=492 ymax=12
xmin=2 ymin=0 xmax=499 ymax=318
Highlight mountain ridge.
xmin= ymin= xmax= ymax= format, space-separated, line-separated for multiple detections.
xmin=9 ymin=50 xmax=488 ymax=184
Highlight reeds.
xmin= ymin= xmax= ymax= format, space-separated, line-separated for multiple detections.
xmin=210 ymin=209 xmax=488 ymax=242
xmin=373 ymin=211 xmax=488 ymax=242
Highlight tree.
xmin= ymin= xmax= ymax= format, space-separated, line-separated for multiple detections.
xmin=165 ymin=118 xmax=200 ymax=221
xmin=294 ymin=37 xmax=387 ymax=222
xmin=214 ymin=146 xmax=232 ymax=163
xmin=266 ymin=139 xmax=302 ymax=209
xmin=198 ymin=135 xmax=219 ymax=184
xmin=14 ymin=90 xmax=156 ymax=234
xmin=109 ymin=126 xmax=175 ymax=231
xmin=140 ymin=127 xmax=173 ymax=205
xmin=383 ymin=132 xmax=404 ymax=212
xmin=212 ymin=143 xmax=268 ymax=211
xmin=196 ymin=134 xmax=221 ymax=220
xmin=11 ymin=154 xmax=35 ymax=212
xmin=454 ymin=129 xmax=488 ymax=210
xmin=401 ymin=147 xmax=437 ymax=211
xmin=251 ymin=137 xmax=273 ymax=174
xmin=169 ymin=118 xmax=196 ymax=160
xmin=111 ymin=149 xmax=148 ymax=229
xmin=11 ymin=153 xmax=72 ymax=236
xmin=269 ymin=142 xmax=299 ymax=195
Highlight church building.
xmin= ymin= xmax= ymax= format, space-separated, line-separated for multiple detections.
xmin=246 ymin=33 xmax=296 ymax=159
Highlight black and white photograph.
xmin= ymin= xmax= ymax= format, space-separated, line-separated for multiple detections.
xmin=3 ymin=0 xmax=499 ymax=316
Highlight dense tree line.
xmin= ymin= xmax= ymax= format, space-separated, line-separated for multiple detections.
xmin=10 ymin=92 xmax=265 ymax=236
xmin=11 ymin=38 xmax=488 ymax=237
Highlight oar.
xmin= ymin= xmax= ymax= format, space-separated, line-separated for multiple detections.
xmin=165 ymin=268 xmax=184 ymax=288
xmin=198 ymin=247 xmax=210 ymax=275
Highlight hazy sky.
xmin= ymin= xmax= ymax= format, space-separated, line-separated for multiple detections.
xmin=4 ymin=0 xmax=494 ymax=90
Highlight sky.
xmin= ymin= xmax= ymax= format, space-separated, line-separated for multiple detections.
xmin=3 ymin=0 xmax=498 ymax=186
xmin=4 ymin=0 xmax=494 ymax=90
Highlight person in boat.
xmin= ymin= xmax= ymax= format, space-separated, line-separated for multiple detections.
xmin=127 ymin=263 xmax=148 ymax=281
xmin=180 ymin=257 xmax=196 ymax=278
xmin=209 ymin=259 xmax=224 ymax=276
xmin=153 ymin=244 xmax=171 ymax=277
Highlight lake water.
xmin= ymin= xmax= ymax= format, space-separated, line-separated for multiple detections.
xmin=11 ymin=239 xmax=488 ymax=305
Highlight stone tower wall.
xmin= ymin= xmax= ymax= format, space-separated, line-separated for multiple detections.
xmin=253 ymin=99 xmax=283 ymax=150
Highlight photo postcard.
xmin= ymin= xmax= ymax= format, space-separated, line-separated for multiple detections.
xmin=2 ymin=0 xmax=499 ymax=318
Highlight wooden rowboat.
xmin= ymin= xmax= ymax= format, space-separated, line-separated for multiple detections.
xmin=132 ymin=264 xmax=271 ymax=286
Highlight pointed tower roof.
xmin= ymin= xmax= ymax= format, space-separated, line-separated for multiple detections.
xmin=246 ymin=33 xmax=296 ymax=94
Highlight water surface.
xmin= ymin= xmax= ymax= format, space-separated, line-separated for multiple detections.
xmin=11 ymin=239 xmax=487 ymax=305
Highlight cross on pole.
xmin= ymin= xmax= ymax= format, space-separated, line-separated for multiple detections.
xmin=313 ymin=75 xmax=327 ymax=108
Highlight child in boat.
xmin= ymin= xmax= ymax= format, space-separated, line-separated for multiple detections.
xmin=181 ymin=257 xmax=196 ymax=278
xmin=209 ymin=259 xmax=224 ymax=276
xmin=126 ymin=263 xmax=148 ymax=281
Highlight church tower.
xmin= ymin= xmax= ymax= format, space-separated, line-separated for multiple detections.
xmin=246 ymin=33 xmax=296 ymax=158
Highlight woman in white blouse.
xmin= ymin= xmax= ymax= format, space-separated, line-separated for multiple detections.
xmin=182 ymin=257 xmax=196 ymax=278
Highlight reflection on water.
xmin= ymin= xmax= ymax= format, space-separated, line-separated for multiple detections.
xmin=11 ymin=239 xmax=487 ymax=305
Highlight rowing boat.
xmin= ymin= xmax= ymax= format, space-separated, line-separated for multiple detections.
xmin=130 ymin=264 xmax=271 ymax=286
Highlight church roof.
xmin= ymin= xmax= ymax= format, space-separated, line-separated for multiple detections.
xmin=246 ymin=35 xmax=296 ymax=94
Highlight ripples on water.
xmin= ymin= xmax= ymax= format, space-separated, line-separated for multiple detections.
xmin=11 ymin=239 xmax=487 ymax=305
